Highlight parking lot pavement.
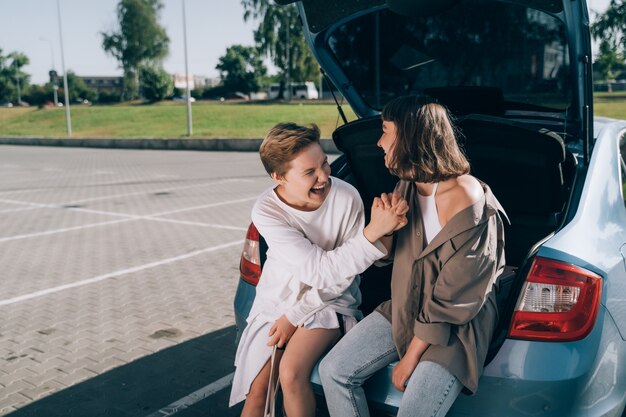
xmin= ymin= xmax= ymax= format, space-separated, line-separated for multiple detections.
xmin=0 ymin=146 xmax=271 ymax=416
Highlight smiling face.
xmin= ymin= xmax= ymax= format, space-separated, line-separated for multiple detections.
xmin=377 ymin=119 xmax=398 ymax=169
xmin=273 ymin=143 xmax=331 ymax=211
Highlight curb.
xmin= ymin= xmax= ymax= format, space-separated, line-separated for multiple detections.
xmin=0 ymin=137 xmax=340 ymax=154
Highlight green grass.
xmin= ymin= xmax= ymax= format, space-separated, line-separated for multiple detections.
xmin=0 ymin=102 xmax=357 ymax=139
xmin=0 ymin=94 xmax=624 ymax=139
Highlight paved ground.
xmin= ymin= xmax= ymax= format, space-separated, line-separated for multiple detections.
xmin=0 ymin=146 xmax=274 ymax=416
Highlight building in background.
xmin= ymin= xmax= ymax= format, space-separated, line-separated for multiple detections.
xmin=79 ymin=76 xmax=124 ymax=95
xmin=172 ymin=73 xmax=218 ymax=90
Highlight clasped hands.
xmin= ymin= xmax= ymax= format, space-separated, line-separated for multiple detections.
xmin=365 ymin=192 xmax=409 ymax=242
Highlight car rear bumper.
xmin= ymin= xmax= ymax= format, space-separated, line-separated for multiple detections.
xmin=234 ymin=278 xmax=256 ymax=345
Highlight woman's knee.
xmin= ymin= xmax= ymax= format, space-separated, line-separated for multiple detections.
xmin=279 ymin=359 xmax=309 ymax=393
xmin=318 ymin=351 xmax=338 ymax=383
xmin=246 ymin=379 xmax=269 ymax=408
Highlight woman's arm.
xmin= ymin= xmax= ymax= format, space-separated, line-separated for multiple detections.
xmin=392 ymin=336 xmax=430 ymax=391
xmin=253 ymin=199 xmax=405 ymax=291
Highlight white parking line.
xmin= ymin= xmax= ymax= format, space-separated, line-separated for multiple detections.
xmin=0 ymin=206 xmax=40 ymax=214
xmin=144 ymin=372 xmax=234 ymax=417
xmin=0 ymin=240 xmax=244 ymax=307
xmin=67 ymin=178 xmax=250 ymax=205
xmin=149 ymin=217 xmax=247 ymax=231
xmin=0 ymin=170 xmax=113 ymax=186
xmin=0 ymin=196 xmax=255 ymax=242
xmin=0 ymin=189 xmax=47 ymax=197
xmin=0 ymin=178 xmax=249 ymax=208
xmin=0 ymin=218 xmax=134 ymax=243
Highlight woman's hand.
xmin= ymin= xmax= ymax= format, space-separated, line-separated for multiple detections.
xmin=380 ymin=192 xmax=409 ymax=232
xmin=267 ymin=314 xmax=297 ymax=348
xmin=392 ymin=354 xmax=420 ymax=392
xmin=364 ymin=193 xmax=408 ymax=242
xmin=392 ymin=336 xmax=429 ymax=392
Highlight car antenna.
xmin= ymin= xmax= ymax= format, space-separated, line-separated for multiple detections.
xmin=321 ymin=67 xmax=348 ymax=125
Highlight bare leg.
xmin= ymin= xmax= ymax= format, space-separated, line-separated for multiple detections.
xmin=241 ymin=350 xmax=284 ymax=417
xmin=280 ymin=327 xmax=341 ymax=417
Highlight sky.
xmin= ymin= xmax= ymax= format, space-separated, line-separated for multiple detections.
xmin=0 ymin=0 xmax=614 ymax=86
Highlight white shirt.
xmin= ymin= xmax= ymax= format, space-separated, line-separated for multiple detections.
xmin=249 ymin=176 xmax=387 ymax=326
xmin=230 ymin=177 xmax=387 ymax=406
xmin=416 ymin=182 xmax=443 ymax=244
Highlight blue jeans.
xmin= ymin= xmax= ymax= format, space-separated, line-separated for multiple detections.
xmin=319 ymin=311 xmax=463 ymax=417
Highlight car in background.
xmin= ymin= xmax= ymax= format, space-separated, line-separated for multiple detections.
xmin=172 ymin=95 xmax=196 ymax=103
xmin=268 ymin=81 xmax=319 ymax=100
xmin=235 ymin=0 xmax=626 ymax=415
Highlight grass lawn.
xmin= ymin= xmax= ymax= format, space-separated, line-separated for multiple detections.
xmin=0 ymin=94 xmax=624 ymax=139
xmin=0 ymin=101 xmax=357 ymax=139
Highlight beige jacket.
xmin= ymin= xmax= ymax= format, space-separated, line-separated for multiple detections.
xmin=377 ymin=179 xmax=507 ymax=393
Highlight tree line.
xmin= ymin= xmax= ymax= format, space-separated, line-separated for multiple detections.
xmin=1 ymin=0 xmax=624 ymax=106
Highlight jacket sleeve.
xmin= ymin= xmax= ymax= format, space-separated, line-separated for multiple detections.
xmin=413 ymin=220 xmax=501 ymax=346
xmin=252 ymin=206 xmax=386 ymax=291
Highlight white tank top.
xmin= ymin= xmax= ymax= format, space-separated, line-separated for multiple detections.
xmin=417 ymin=182 xmax=442 ymax=244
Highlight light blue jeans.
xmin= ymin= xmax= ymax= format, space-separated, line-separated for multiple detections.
xmin=319 ymin=311 xmax=463 ymax=417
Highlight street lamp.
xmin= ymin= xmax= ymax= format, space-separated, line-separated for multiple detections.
xmin=56 ymin=0 xmax=72 ymax=136
xmin=14 ymin=65 xmax=21 ymax=104
xmin=39 ymin=37 xmax=59 ymax=106
xmin=182 ymin=0 xmax=193 ymax=136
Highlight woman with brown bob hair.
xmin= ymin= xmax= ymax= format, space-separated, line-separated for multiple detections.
xmin=383 ymin=95 xmax=470 ymax=182
xmin=320 ymin=96 xmax=508 ymax=417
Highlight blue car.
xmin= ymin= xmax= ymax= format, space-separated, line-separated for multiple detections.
xmin=235 ymin=0 xmax=626 ymax=415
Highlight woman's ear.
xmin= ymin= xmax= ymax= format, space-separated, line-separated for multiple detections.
xmin=271 ymin=172 xmax=285 ymax=184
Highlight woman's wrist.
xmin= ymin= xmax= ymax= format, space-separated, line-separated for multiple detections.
xmin=384 ymin=231 xmax=394 ymax=237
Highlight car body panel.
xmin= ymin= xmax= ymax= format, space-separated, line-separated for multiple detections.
xmin=234 ymin=279 xmax=256 ymax=345
xmin=543 ymin=118 xmax=626 ymax=340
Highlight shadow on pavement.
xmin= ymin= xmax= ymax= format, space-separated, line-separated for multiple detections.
xmin=6 ymin=326 xmax=244 ymax=417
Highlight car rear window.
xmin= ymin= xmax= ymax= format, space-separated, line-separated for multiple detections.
xmin=328 ymin=0 xmax=572 ymax=112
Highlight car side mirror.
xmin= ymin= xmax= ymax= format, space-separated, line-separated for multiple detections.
xmin=386 ymin=0 xmax=461 ymax=17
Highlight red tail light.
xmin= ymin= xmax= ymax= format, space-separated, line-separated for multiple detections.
xmin=240 ymin=223 xmax=261 ymax=286
xmin=508 ymin=257 xmax=602 ymax=342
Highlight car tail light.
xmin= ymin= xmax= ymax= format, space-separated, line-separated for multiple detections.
xmin=240 ymin=223 xmax=261 ymax=286
xmin=509 ymin=257 xmax=602 ymax=342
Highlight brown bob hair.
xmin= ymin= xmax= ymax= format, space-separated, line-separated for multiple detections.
xmin=259 ymin=122 xmax=321 ymax=177
xmin=382 ymin=95 xmax=470 ymax=182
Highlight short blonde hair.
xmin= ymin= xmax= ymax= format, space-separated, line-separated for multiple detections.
xmin=259 ymin=122 xmax=321 ymax=177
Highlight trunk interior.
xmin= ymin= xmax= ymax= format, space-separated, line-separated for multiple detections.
xmin=331 ymin=112 xmax=578 ymax=357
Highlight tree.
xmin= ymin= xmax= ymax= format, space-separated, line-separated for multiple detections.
xmin=216 ymin=45 xmax=267 ymax=98
xmin=0 ymin=50 xmax=30 ymax=103
xmin=139 ymin=65 xmax=173 ymax=102
xmin=241 ymin=0 xmax=318 ymax=98
xmin=592 ymin=1 xmax=626 ymax=90
xmin=592 ymin=1 xmax=626 ymax=54
xmin=101 ymin=0 xmax=169 ymax=100
xmin=595 ymin=39 xmax=624 ymax=91
xmin=23 ymin=84 xmax=53 ymax=107
xmin=65 ymin=72 xmax=98 ymax=102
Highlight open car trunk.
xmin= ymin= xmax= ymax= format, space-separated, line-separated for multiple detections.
xmin=330 ymin=112 xmax=578 ymax=357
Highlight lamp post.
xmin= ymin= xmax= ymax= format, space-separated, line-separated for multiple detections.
xmin=182 ymin=0 xmax=193 ymax=136
xmin=40 ymin=37 xmax=59 ymax=106
xmin=56 ymin=0 xmax=72 ymax=136
xmin=14 ymin=68 xmax=21 ymax=104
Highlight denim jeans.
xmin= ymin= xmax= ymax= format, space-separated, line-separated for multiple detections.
xmin=319 ymin=311 xmax=463 ymax=417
